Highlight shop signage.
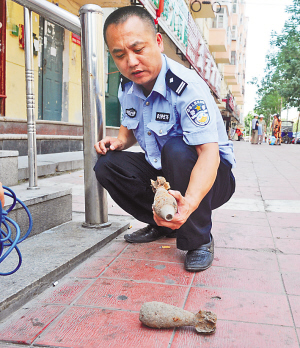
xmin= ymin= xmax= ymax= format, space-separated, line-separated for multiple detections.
xmin=225 ymin=94 xmax=235 ymax=112
xmin=139 ymin=0 xmax=221 ymax=99
xmin=185 ymin=15 xmax=221 ymax=98
xmin=151 ymin=0 xmax=189 ymax=47
xmin=71 ymin=33 xmax=81 ymax=46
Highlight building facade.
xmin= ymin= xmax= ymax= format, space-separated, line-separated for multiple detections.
xmin=0 ymin=0 xmax=248 ymax=154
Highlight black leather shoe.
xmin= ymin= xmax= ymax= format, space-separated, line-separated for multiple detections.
xmin=184 ymin=237 xmax=214 ymax=272
xmin=124 ymin=225 xmax=172 ymax=243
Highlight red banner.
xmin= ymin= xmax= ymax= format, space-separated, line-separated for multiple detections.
xmin=186 ymin=14 xmax=221 ymax=99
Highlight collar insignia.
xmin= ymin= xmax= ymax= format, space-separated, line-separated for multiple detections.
xmin=166 ymin=69 xmax=188 ymax=96
xmin=120 ymin=74 xmax=131 ymax=91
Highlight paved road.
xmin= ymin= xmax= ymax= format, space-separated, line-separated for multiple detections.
xmin=0 ymin=141 xmax=299 ymax=348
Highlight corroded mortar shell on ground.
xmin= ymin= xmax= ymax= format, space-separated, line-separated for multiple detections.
xmin=139 ymin=301 xmax=217 ymax=334
xmin=151 ymin=177 xmax=178 ymax=221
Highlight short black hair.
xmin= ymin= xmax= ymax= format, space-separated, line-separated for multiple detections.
xmin=103 ymin=6 xmax=157 ymax=44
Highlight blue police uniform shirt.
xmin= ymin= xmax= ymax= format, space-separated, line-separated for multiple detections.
xmin=119 ymin=54 xmax=236 ymax=170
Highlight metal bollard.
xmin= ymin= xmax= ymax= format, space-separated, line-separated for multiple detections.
xmin=79 ymin=5 xmax=110 ymax=228
xmin=24 ymin=7 xmax=39 ymax=189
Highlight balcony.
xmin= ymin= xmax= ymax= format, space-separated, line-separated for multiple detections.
xmin=215 ymin=50 xmax=231 ymax=64
xmin=230 ymin=13 xmax=239 ymax=26
xmin=223 ymin=65 xmax=238 ymax=85
xmin=231 ymin=84 xmax=242 ymax=97
xmin=190 ymin=0 xmax=216 ymax=19
xmin=235 ymin=95 xmax=244 ymax=105
xmin=209 ymin=28 xmax=227 ymax=52
xmin=231 ymin=40 xmax=239 ymax=51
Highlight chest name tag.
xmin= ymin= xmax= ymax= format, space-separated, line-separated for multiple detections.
xmin=126 ymin=108 xmax=137 ymax=118
xmin=156 ymin=112 xmax=170 ymax=122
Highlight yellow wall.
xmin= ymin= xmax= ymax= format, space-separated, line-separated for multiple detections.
xmin=56 ymin=0 xmax=80 ymax=15
xmin=58 ymin=0 xmax=82 ymax=124
xmin=5 ymin=0 xmax=83 ymax=124
xmin=6 ymin=0 xmax=39 ymax=119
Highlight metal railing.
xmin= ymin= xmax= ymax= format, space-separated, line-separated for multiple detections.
xmin=12 ymin=0 xmax=109 ymax=227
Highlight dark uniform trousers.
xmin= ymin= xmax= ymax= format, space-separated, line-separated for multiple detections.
xmin=94 ymin=137 xmax=235 ymax=251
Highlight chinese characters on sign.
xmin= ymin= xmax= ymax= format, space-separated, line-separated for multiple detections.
xmin=139 ymin=0 xmax=221 ymax=99
xmin=71 ymin=33 xmax=81 ymax=46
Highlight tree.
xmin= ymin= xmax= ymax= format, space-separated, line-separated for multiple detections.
xmin=249 ymin=77 xmax=281 ymax=130
xmin=252 ymin=0 xmax=300 ymax=120
xmin=244 ymin=111 xmax=253 ymax=131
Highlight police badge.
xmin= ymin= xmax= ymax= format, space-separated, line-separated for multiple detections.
xmin=126 ymin=108 xmax=137 ymax=118
xmin=186 ymin=100 xmax=210 ymax=127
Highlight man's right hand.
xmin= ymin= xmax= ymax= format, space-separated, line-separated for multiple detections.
xmin=94 ymin=136 xmax=124 ymax=155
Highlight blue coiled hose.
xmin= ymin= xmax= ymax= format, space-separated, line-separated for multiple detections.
xmin=0 ymin=186 xmax=33 ymax=276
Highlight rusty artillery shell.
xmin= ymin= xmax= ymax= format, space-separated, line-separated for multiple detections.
xmin=139 ymin=301 xmax=217 ymax=334
xmin=151 ymin=177 xmax=177 ymax=221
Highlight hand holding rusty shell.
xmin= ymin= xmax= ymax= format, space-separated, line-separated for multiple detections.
xmin=151 ymin=177 xmax=178 ymax=221
xmin=139 ymin=301 xmax=217 ymax=334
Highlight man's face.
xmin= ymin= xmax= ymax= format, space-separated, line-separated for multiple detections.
xmin=106 ymin=16 xmax=164 ymax=93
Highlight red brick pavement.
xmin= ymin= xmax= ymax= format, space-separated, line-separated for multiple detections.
xmin=0 ymin=142 xmax=299 ymax=347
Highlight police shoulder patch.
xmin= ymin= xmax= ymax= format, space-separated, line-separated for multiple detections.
xmin=186 ymin=100 xmax=210 ymax=127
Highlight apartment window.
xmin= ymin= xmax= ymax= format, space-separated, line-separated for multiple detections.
xmin=231 ymin=51 xmax=236 ymax=65
xmin=212 ymin=8 xmax=228 ymax=29
xmin=212 ymin=15 xmax=223 ymax=28
xmin=232 ymin=0 xmax=237 ymax=14
xmin=232 ymin=0 xmax=239 ymax=15
xmin=232 ymin=25 xmax=237 ymax=40
xmin=227 ymin=27 xmax=232 ymax=45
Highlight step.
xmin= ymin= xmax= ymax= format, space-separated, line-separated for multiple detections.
xmin=0 ymin=213 xmax=131 ymax=320
xmin=0 ymin=150 xmax=19 ymax=186
xmin=3 ymin=181 xmax=73 ymax=238
xmin=18 ymin=151 xmax=84 ymax=180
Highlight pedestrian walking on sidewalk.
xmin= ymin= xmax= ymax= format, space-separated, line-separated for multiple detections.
xmin=94 ymin=6 xmax=236 ymax=272
xmin=271 ymin=113 xmax=276 ymax=136
xmin=251 ymin=114 xmax=259 ymax=144
xmin=258 ymin=115 xmax=266 ymax=144
xmin=274 ymin=115 xmax=282 ymax=145
xmin=236 ymin=127 xmax=242 ymax=141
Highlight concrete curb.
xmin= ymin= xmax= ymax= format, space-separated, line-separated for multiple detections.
xmin=0 ymin=215 xmax=131 ymax=321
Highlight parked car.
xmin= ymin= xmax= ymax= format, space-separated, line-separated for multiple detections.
xmin=291 ymin=132 xmax=300 ymax=144
xmin=292 ymin=131 xmax=300 ymax=138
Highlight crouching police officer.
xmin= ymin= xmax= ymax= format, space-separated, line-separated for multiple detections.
xmin=94 ymin=6 xmax=236 ymax=272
